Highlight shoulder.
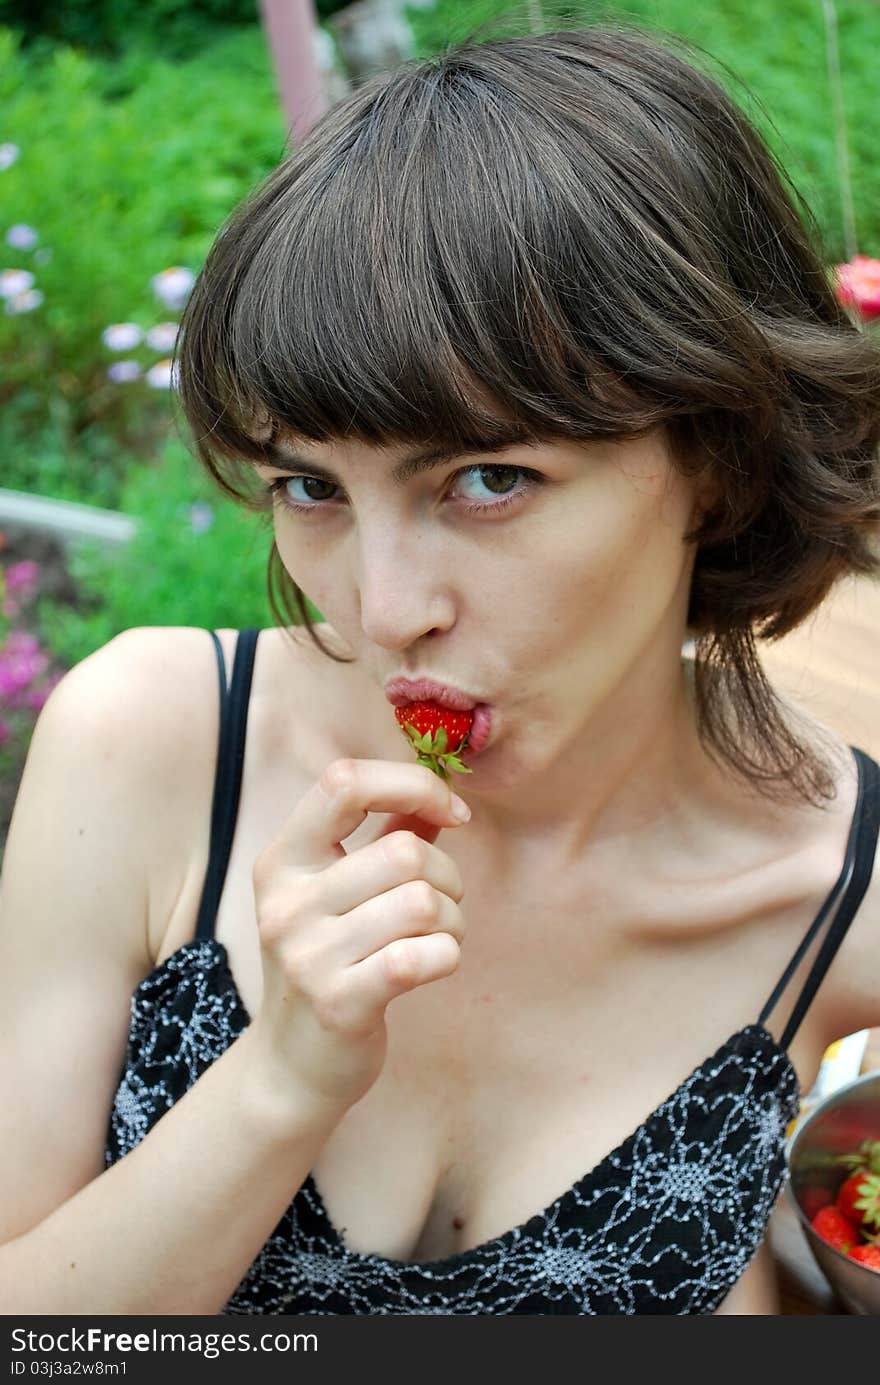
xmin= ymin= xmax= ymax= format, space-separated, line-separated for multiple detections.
xmin=33 ymin=626 xmax=252 ymax=963
xmin=1 ymin=626 xmax=220 ymax=987
xmin=126 ymin=624 xmax=359 ymax=954
xmin=30 ymin=624 xmax=214 ymax=773
xmin=811 ymin=743 xmax=880 ymax=1042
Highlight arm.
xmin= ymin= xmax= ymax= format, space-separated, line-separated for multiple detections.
xmin=0 ymin=630 xmax=344 ymax=1314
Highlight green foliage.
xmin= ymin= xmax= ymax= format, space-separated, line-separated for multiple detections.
xmin=407 ymin=0 xmax=880 ymax=263
xmin=3 ymin=0 xmax=353 ymax=59
xmin=0 ymin=24 xmax=285 ymax=507
xmin=1 ymin=0 xmax=260 ymax=60
xmin=35 ymin=435 xmax=280 ymax=668
xmin=5 ymin=0 xmax=880 ymax=680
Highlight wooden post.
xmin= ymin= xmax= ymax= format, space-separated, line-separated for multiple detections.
xmin=259 ymin=0 xmax=328 ymax=146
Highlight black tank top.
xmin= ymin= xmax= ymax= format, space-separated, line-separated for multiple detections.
xmin=104 ymin=628 xmax=880 ymax=1314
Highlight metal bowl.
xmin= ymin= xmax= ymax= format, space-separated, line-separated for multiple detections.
xmin=785 ymin=1070 xmax=880 ymax=1315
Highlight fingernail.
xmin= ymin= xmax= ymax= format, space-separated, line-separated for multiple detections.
xmin=451 ymin=795 xmax=471 ymax=822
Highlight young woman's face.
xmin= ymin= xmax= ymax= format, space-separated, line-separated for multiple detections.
xmin=256 ymin=428 xmax=711 ymax=788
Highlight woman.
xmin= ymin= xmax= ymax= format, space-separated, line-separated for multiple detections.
xmin=1 ymin=20 xmax=879 ymax=1315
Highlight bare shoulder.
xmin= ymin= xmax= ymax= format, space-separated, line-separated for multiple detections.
xmin=130 ymin=622 xmax=367 ymax=963
xmin=786 ymin=719 xmax=880 ymax=1042
xmin=757 ymin=587 xmax=880 ymax=1039
xmin=819 ymin=749 xmax=880 ymax=1039
xmin=36 ymin=625 xmax=228 ymax=966
xmin=13 ymin=624 xmax=246 ymax=969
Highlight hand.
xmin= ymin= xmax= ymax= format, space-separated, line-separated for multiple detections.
xmin=247 ymin=758 xmax=469 ymax=1113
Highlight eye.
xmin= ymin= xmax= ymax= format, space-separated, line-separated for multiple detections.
xmin=259 ymin=464 xmax=545 ymax=517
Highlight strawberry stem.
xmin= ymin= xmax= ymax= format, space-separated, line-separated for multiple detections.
xmin=401 ymin=720 xmax=473 ymax=782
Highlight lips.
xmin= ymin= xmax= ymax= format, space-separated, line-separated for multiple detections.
xmin=464 ymin=704 xmax=493 ymax=755
xmin=384 ymin=676 xmax=481 ymax=712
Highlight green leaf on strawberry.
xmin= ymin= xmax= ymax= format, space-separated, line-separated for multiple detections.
xmin=395 ymin=701 xmax=475 ymax=785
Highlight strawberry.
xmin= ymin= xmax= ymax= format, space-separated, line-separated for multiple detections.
xmin=832 ymin=1138 xmax=880 ymax=1175
xmin=847 ymin=1244 xmax=880 ymax=1272
xmin=836 ymin=1167 xmax=880 ymax=1234
xmin=394 ymin=702 xmax=474 ymax=784
xmin=811 ymin=1205 xmax=860 ymax=1253
xmin=801 ymin=1186 xmax=834 ymax=1221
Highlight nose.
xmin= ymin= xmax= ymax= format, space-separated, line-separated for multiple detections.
xmin=354 ymin=522 xmax=454 ymax=650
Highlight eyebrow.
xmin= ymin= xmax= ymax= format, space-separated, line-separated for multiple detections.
xmin=261 ymin=428 xmax=533 ymax=486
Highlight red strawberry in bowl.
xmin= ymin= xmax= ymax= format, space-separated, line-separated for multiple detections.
xmin=848 ymin=1244 xmax=880 ymax=1272
xmin=836 ymin=1166 xmax=880 ymax=1235
xmin=832 ymin=1139 xmax=880 ymax=1231
xmin=395 ymin=702 xmax=474 ymax=784
xmin=810 ymin=1205 xmax=860 ymax=1253
xmin=801 ymin=1186 xmax=834 ymax=1222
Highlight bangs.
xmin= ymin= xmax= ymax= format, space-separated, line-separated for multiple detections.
xmin=177 ymin=42 xmax=682 ymax=500
xmin=174 ymin=20 xmax=880 ymax=811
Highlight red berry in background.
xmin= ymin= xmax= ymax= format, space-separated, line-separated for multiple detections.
xmin=836 ymin=1169 xmax=880 ymax=1234
xmin=801 ymin=1186 xmax=834 ymax=1221
xmin=848 ymin=1245 xmax=880 ymax=1272
xmin=834 ymin=255 xmax=880 ymax=321
xmin=811 ymin=1205 xmax=860 ymax=1253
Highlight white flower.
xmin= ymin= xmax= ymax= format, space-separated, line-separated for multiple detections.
xmin=4 ymin=288 xmax=43 ymax=314
xmin=0 ymin=143 xmax=20 ymax=172
xmin=145 ymin=357 xmax=179 ymax=389
xmin=145 ymin=321 xmax=179 ymax=352
xmin=107 ymin=360 xmax=142 ymax=383
xmin=6 ymin=223 xmax=38 ymax=251
xmin=150 ymin=266 xmax=194 ymax=311
xmin=188 ymin=501 xmax=214 ymax=534
xmin=102 ymin=322 xmax=143 ymax=351
xmin=0 ymin=268 xmax=34 ymax=298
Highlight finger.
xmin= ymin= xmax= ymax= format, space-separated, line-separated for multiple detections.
xmin=348 ymin=931 xmax=462 ymax=1010
xmin=315 ymin=831 xmax=465 ymax=919
xmin=285 ymin=759 xmax=468 ymax=870
xmin=323 ymin=880 xmax=466 ymax=968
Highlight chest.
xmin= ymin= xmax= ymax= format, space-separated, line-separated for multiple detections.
xmin=146 ymin=630 xmax=839 ymax=1279
xmin=157 ymin=802 xmax=827 ymax=1273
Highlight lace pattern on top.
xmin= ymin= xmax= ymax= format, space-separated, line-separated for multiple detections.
xmin=105 ymin=938 xmax=801 ymax=1316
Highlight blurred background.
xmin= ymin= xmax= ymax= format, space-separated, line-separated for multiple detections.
xmin=1 ymin=0 xmax=880 ymax=854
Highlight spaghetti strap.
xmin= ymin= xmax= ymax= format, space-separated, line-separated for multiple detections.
xmin=193 ymin=628 xmax=261 ymax=943
xmin=757 ymin=745 xmax=880 ymax=1050
xmin=207 ymin=628 xmax=230 ymax=717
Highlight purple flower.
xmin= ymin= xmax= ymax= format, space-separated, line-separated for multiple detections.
xmin=4 ymin=560 xmax=40 ymax=596
xmin=102 ymin=322 xmax=143 ymax=351
xmin=1 ymin=559 xmax=40 ymax=618
xmin=0 ymin=631 xmax=49 ymax=707
xmin=6 ymin=223 xmax=38 ymax=251
xmin=146 ymin=322 xmax=179 ymax=352
xmin=107 ymin=360 xmax=142 ymax=383
xmin=188 ymin=501 xmax=215 ymax=534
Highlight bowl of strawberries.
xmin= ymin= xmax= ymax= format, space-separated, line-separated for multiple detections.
xmin=786 ymin=1070 xmax=880 ymax=1314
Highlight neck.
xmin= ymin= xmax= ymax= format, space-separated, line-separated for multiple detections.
xmin=458 ymin=655 xmax=767 ymax=879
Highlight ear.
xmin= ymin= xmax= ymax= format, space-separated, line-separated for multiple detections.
xmin=691 ymin=466 xmax=722 ymax=522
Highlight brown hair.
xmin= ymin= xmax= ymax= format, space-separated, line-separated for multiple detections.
xmin=177 ymin=15 xmax=880 ymax=808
